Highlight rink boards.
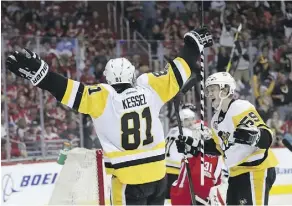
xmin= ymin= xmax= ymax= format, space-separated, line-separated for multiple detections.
xmin=1 ymin=148 xmax=292 ymax=205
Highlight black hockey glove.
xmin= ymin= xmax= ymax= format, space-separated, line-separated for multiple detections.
xmin=233 ymin=124 xmax=261 ymax=147
xmin=175 ymin=135 xmax=199 ymax=156
xmin=184 ymin=26 xmax=213 ymax=53
xmin=6 ymin=48 xmax=49 ymax=86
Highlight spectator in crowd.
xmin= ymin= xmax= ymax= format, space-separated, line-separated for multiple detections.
xmin=281 ymin=113 xmax=292 ymax=143
xmin=233 ymin=42 xmax=250 ymax=84
xmin=278 ymin=44 xmax=292 ymax=73
xmin=216 ymin=47 xmax=229 ymax=72
xmin=125 ymin=1 xmax=143 ymax=33
xmin=169 ymin=1 xmax=186 ymax=14
xmin=272 ymin=72 xmax=292 ymax=120
xmin=60 ymin=120 xmax=79 ymax=141
xmin=257 ymin=85 xmax=274 ymax=122
xmin=44 ymin=124 xmax=59 ymax=140
xmin=281 ymin=1 xmax=292 ymax=41
xmin=254 ymin=56 xmax=276 ymax=105
xmin=283 ymin=126 xmax=292 ymax=144
xmin=267 ymin=111 xmax=285 ymax=137
xmin=150 ymin=24 xmax=165 ymax=56
xmin=219 ymin=4 xmax=237 ymax=48
xmin=267 ymin=110 xmax=285 ymax=148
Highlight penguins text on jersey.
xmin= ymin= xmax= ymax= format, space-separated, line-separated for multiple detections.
xmin=211 ymin=99 xmax=278 ymax=177
xmin=60 ymin=57 xmax=191 ymax=184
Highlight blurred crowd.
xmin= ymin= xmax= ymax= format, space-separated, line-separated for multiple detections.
xmin=1 ymin=1 xmax=116 ymax=159
xmin=123 ymin=1 xmax=292 ymax=148
xmin=1 ymin=1 xmax=292 ymax=160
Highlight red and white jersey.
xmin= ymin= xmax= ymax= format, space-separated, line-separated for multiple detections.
xmin=170 ymin=154 xmax=227 ymax=205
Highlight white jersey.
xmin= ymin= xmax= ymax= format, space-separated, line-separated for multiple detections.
xmin=59 ymin=57 xmax=191 ymax=184
xmin=165 ymin=126 xmax=193 ymax=174
xmin=210 ymin=99 xmax=278 ymax=177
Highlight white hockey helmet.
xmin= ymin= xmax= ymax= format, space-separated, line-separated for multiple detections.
xmin=191 ymin=123 xmax=212 ymax=140
xmin=103 ymin=57 xmax=136 ymax=85
xmin=179 ymin=108 xmax=196 ymax=128
xmin=205 ymin=72 xmax=236 ymax=96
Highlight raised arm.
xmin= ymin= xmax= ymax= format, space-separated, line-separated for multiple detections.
xmin=6 ymin=49 xmax=106 ymax=118
xmin=137 ymin=27 xmax=213 ymax=104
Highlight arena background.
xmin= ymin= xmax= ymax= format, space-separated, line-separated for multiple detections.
xmin=1 ymin=1 xmax=292 ymax=205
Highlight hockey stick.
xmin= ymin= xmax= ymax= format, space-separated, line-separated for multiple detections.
xmin=172 ymin=2 xmax=206 ymax=205
xmin=199 ymin=49 xmax=205 ymax=187
xmin=199 ymin=0 xmax=205 ymax=187
xmin=226 ymin=23 xmax=242 ymax=73
xmin=173 ymin=93 xmax=197 ymax=205
xmin=282 ymin=138 xmax=292 ymax=152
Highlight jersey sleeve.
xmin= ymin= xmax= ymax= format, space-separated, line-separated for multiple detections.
xmin=37 ymin=72 xmax=109 ymax=118
xmin=231 ymin=101 xmax=273 ymax=137
xmin=60 ymin=80 xmax=109 ymax=118
xmin=213 ymin=156 xmax=229 ymax=186
xmin=137 ymin=57 xmax=191 ymax=104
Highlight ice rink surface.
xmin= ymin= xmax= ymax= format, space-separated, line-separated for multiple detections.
xmin=163 ymin=195 xmax=292 ymax=205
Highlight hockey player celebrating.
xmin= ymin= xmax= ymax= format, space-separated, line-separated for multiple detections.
xmin=166 ymin=106 xmax=229 ymax=205
xmin=5 ymin=27 xmax=213 ymax=205
xmin=205 ymin=72 xmax=278 ymax=205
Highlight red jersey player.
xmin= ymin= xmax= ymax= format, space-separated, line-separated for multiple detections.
xmin=171 ymin=124 xmax=229 ymax=206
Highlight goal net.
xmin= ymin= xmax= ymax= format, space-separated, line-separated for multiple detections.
xmin=49 ymin=148 xmax=105 ymax=205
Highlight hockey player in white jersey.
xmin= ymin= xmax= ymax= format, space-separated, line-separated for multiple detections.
xmin=5 ymin=27 xmax=213 ymax=205
xmin=165 ymin=106 xmax=198 ymax=199
xmin=204 ymin=72 xmax=278 ymax=205
xmin=165 ymin=106 xmax=229 ymax=205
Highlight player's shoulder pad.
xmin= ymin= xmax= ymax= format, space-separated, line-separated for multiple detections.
xmin=136 ymin=73 xmax=149 ymax=88
xmin=97 ymin=83 xmax=116 ymax=94
xmin=228 ymin=99 xmax=255 ymax=116
xmin=136 ymin=73 xmax=162 ymax=95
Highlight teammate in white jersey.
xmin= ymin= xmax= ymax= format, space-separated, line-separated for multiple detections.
xmin=5 ymin=27 xmax=213 ymax=205
xmin=204 ymin=72 xmax=278 ymax=205
xmin=165 ymin=106 xmax=197 ymax=199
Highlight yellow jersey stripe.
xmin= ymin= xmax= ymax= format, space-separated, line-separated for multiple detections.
xmin=147 ymin=67 xmax=179 ymax=103
xmin=175 ymin=57 xmax=191 ymax=78
xmin=229 ymin=149 xmax=278 ymax=177
xmin=113 ymin=159 xmax=166 ymax=184
xmin=78 ymin=84 xmax=109 ymax=118
xmin=146 ymin=57 xmax=191 ymax=104
xmin=111 ymin=177 xmax=126 ymax=205
xmin=250 ymin=169 xmax=267 ymax=205
xmin=167 ymin=166 xmax=180 ymax=175
xmin=105 ymin=141 xmax=165 ymax=158
xmin=68 ymin=81 xmax=81 ymax=108
xmin=61 ymin=79 xmax=74 ymax=105
xmin=232 ymin=106 xmax=265 ymax=127
xmin=211 ymin=129 xmax=224 ymax=156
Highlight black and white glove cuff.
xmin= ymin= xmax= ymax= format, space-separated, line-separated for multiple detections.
xmin=30 ymin=60 xmax=49 ymax=86
xmin=8 ymin=53 xmax=49 ymax=86
xmin=184 ymin=31 xmax=204 ymax=52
